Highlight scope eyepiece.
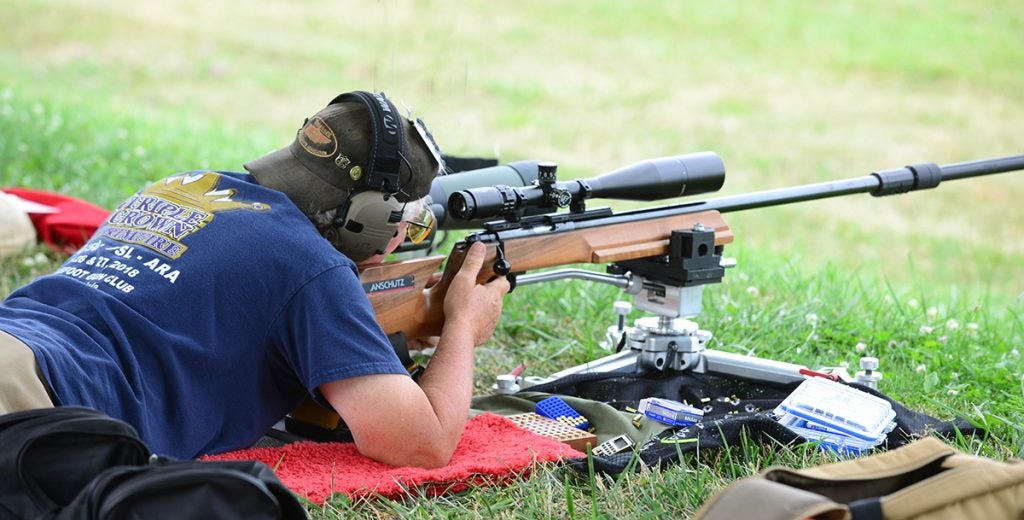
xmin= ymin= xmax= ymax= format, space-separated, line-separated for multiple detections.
xmin=448 ymin=191 xmax=473 ymax=220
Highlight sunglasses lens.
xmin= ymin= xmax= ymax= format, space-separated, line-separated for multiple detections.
xmin=406 ymin=206 xmax=435 ymax=244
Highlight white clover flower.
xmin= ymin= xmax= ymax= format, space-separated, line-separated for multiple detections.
xmin=920 ymin=325 xmax=933 ymax=335
xmin=908 ymin=299 xmax=919 ymax=309
xmin=947 ymin=389 xmax=959 ymax=396
xmin=746 ymin=286 xmax=760 ymax=298
xmin=938 ymin=335 xmax=948 ymax=343
xmin=951 ymin=372 xmax=959 ymax=380
xmin=967 ymin=322 xmax=980 ymax=337
xmin=927 ymin=307 xmax=938 ymax=320
xmin=915 ymin=364 xmax=927 ymax=373
xmin=946 ymin=319 xmax=959 ymax=331
xmin=805 ymin=313 xmax=818 ymax=325
xmin=855 ymin=342 xmax=867 ymax=352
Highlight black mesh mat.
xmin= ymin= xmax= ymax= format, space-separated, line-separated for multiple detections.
xmin=523 ymin=371 xmax=980 ymax=475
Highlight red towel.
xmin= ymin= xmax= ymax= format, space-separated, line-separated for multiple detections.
xmin=202 ymin=413 xmax=584 ymax=502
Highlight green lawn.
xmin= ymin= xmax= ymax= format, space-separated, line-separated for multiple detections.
xmin=2 ymin=1 xmax=1022 ymax=517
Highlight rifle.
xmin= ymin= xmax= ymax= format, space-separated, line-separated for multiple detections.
xmin=283 ymin=152 xmax=1024 ymax=439
xmin=362 ymin=152 xmax=1024 ymax=343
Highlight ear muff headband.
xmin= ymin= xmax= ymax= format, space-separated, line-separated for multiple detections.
xmin=329 ymin=90 xmax=406 ymax=195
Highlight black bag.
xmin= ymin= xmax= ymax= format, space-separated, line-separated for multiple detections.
xmin=0 ymin=407 xmax=151 ymax=519
xmin=0 ymin=407 xmax=308 ymax=520
xmin=48 ymin=459 xmax=308 ymax=520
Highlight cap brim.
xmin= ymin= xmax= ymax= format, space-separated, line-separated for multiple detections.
xmin=244 ymin=146 xmax=351 ymax=214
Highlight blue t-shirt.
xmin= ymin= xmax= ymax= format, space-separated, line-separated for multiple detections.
xmin=0 ymin=171 xmax=408 ymax=458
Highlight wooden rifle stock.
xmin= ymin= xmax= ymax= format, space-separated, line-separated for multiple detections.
xmin=360 ymin=209 xmax=733 ymax=340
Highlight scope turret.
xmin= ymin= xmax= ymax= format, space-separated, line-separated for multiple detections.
xmin=447 ymin=151 xmax=726 ymax=222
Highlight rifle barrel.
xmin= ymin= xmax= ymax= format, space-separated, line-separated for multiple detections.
xmin=692 ymin=154 xmax=1024 ymax=215
xmin=939 ymin=155 xmax=1024 ymax=181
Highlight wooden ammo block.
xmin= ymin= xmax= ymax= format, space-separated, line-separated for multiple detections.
xmin=507 ymin=413 xmax=597 ymax=452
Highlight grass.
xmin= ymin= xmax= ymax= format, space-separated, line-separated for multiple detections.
xmin=2 ymin=0 xmax=1023 ymax=517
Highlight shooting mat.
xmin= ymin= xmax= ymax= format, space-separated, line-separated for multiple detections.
xmin=473 ymin=371 xmax=979 ymax=475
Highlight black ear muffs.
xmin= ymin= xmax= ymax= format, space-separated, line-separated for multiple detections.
xmin=328 ymin=91 xmax=408 ymax=261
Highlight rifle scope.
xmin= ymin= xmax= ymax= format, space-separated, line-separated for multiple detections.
xmin=447 ymin=152 xmax=726 ymax=222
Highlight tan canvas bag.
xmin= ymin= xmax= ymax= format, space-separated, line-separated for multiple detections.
xmin=695 ymin=437 xmax=1024 ymax=520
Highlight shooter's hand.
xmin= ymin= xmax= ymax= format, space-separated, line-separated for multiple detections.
xmin=442 ymin=242 xmax=509 ymax=346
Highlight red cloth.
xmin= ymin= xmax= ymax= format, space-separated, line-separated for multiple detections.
xmin=202 ymin=413 xmax=583 ymax=502
xmin=1 ymin=187 xmax=110 ymax=254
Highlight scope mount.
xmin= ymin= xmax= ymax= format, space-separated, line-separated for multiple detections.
xmin=494 ymin=162 xmax=592 ymax=223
